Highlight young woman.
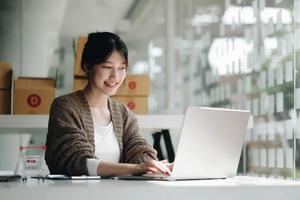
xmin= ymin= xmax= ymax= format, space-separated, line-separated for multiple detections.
xmin=45 ymin=32 xmax=171 ymax=176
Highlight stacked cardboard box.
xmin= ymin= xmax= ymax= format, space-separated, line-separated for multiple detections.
xmin=112 ymin=75 xmax=149 ymax=114
xmin=73 ymin=36 xmax=88 ymax=90
xmin=73 ymin=75 xmax=149 ymax=114
xmin=0 ymin=61 xmax=12 ymax=114
xmin=74 ymin=36 xmax=88 ymax=77
xmin=13 ymin=78 xmax=56 ymax=114
xmin=73 ymin=78 xmax=87 ymax=91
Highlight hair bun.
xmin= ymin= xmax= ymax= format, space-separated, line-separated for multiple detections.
xmin=87 ymin=32 xmax=120 ymax=42
xmin=88 ymin=32 xmax=102 ymax=41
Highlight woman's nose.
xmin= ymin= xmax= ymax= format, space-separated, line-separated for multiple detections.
xmin=110 ymin=68 xmax=118 ymax=78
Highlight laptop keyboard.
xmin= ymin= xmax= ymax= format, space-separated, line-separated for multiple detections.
xmin=143 ymin=173 xmax=170 ymax=178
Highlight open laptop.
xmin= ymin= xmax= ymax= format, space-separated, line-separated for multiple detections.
xmin=118 ymin=106 xmax=250 ymax=181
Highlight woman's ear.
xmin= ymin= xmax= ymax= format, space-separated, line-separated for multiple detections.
xmin=83 ymin=64 xmax=89 ymax=73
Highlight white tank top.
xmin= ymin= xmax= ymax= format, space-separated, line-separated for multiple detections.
xmin=94 ymin=121 xmax=120 ymax=162
xmin=86 ymin=122 xmax=120 ymax=175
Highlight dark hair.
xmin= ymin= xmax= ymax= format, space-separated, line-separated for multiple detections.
xmin=81 ymin=32 xmax=128 ymax=72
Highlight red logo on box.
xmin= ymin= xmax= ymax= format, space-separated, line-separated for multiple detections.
xmin=128 ymin=81 xmax=136 ymax=89
xmin=27 ymin=94 xmax=41 ymax=107
xmin=127 ymin=101 xmax=136 ymax=110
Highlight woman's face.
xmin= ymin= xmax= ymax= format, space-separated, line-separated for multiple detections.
xmin=90 ymin=50 xmax=126 ymax=96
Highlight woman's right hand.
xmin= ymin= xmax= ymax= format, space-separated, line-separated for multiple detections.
xmin=137 ymin=160 xmax=172 ymax=176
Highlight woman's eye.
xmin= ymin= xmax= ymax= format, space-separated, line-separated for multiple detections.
xmin=119 ymin=66 xmax=126 ymax=70
xmin=102 ymin=66 xmax=112 ymax=69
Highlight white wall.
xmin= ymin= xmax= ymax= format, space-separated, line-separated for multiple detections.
xmin=0 ymin=0 xmax=22 ymax=76
xmin=21 ymin=0 xmax=68 ymax=77
xmin=0 ymin=0 xmax=136 ymax=171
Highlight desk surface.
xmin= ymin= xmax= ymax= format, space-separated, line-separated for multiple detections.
xmin=1 ymin=176 xmax=300 ymax=200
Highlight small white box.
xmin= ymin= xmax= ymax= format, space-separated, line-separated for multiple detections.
xmin=268 ymin=95 xmax=275 ymax=114
xmin=276 ymin=121 xmax=285 ymax=135
xmin=285 ymin=62 xmax=293 ymax=82
xmin=276 ymin=65 xmax=283 ymax=85
xmin=276 ymin=92 xmax=284 ymax=113
xmin=253 ymin=149 xmax=259 ymax=166
xmin=260 ymin=149 xmax=267 ymax=167
xmin=253 ymin=98 xmax=259 ymax=116
xmin=259 ymin=71 xmax=266 ymax=89
xmin=296 ymin=88 xmax=300 ymax=109
xmin=268 ymin=68 xmax=275 ymax=87
xmin=277 ymin=148 xmax=284 ymax=168
xmin=285 ymin=120 xmax=293 ymax=139
xmin=286 ymin=148 xmax=293 ymax=169
xmin=245 ymin=76 xmax=252 ymax=93
xmin=268 ymin=121 xmax=275 ymax=140
xmin=268 ymin=148 xmax=275 ymax=167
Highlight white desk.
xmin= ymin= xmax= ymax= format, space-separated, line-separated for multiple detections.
xmin=1 ymin=176 xmax=300 ymax=200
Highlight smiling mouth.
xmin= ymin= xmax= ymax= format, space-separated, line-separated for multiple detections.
xmin=104 ymin=81 xmax=118 ymax=87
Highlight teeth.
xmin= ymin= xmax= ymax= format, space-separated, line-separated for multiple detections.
xmin=105 ymin=82 xmax=117 ymax=87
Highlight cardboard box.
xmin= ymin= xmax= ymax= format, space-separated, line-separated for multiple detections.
xmin=116 ymin=75 xmax=149 ymax=96
xmin=112 ymin=96 xmax=148 ymax=114
xmin=0 ymin=89 xmax=11 ymax=114
xmin=73 ymin=75 xmax=150 ymax=96
xmin=74 ymin=36 xmax=88 ymax=77
xmin=73 ymin=78 xmax=88 ymax=91
xmin=0 ymin=61 xmax=12 ymax=89
xmin=13 ymin=78 xmax=56 ymax=114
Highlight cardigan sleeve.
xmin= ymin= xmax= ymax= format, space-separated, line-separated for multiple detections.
xmin=122 ymin=108 xmax=158 ymax=164
xmin=45 ymin=98 xmax=94 ymax=176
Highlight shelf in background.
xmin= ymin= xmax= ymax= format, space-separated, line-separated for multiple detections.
xmin=0 ymin=115 xmax=184 ymax=134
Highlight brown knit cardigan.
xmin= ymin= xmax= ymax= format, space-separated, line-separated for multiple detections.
xmin=45 ymin=90 xmax=157 ymax=176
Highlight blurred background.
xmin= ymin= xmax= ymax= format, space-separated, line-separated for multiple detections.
xmin=1 ymin=0 xmax=300 ymax=180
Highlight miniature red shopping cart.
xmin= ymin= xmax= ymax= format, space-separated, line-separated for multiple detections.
xmin=19 ymin=145 xmax=47 ymax=180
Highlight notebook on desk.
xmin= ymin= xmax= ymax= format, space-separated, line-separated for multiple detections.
xmin=31 ymin=175 xmax=102 ymax=180
xmin=118 ymin=106 xmax=250 ymax=181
